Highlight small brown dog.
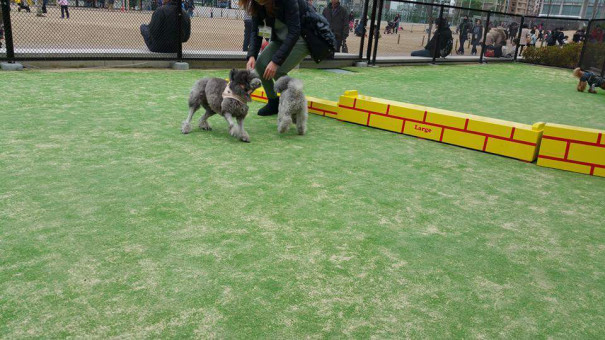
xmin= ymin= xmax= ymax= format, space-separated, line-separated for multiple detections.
xmin=573 ymin=67 xmax=605 ymax=94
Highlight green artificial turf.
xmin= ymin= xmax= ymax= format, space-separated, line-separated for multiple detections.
xmin=1 ymin=64 xmax=604 ymax=338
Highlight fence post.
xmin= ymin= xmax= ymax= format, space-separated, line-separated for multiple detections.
xmin=480 ymin=11 xmax=491 ymax=64
xmin=177 ymin=0 xmax=183 ymax=61
xmin=1 ymin=0 xmax=15 ymax=63
xmin=514 ymin=16 xmax=524 ymax=62
xmin=366 ymin=0 xmax=378 ymax=62
xmin=578 ymin=19 xmax=592 ymax=69
xmin=432 ymin=4 xmax=444 ymax=64
xmin=358 ymin=0 xmax=370 ymax=61
xmin=371 ymin=0 xmax=384 ymax=65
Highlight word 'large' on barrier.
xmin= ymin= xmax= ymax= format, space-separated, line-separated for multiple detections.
xmin=337 ymin=90 xmax=544 ymax=162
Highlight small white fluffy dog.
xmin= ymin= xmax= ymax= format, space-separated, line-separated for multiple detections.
xmin=274 ymin=76 xmax=308 ymax=135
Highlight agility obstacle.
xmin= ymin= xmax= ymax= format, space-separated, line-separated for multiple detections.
xmin=250 ymin=88 xmax=604 ymax=178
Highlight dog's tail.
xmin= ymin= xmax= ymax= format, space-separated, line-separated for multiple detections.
xmin=573 ymin=67 xmax=583 ymax=79
xmin=274 ymin=76 xmax=304 ymax=94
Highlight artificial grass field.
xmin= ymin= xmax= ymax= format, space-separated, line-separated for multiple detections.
xmin=1 ymin=63 xmax=604 ymax=338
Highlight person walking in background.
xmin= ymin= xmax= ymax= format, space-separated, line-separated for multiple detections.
xmin=518 ymin=23 xmax=530 ymax=56
xmin=140 ymin=0 xmax=191 ymax=53
xmin=322 ymin=0 xmax=349 ymax=52
xmin=58 ymin=0 xmax=69 ymax=18
xmin=470 ymin=18 xmax=482 ymax=56
xmin=242 ymin=1 xmax=252 ymax=51
xmin=107 ymin=0 xmax=115 ymax=11
xmin=456 ymin=16 xmax=471 ymax=55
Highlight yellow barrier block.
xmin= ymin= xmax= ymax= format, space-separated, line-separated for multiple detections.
xmin=537 ymin=123 xmax=605 ymax=177
xmin=369 ymin=114 xmax=404 ymax=133
xmin=569 ymin=144 xmax=605 ymax=166
xmin=389 ymin=103 xmax=426 ymax=121
xmin=307 ymin=97 xmax=339 ymax=119
xmin=251 ymin=88 xmax=268 ymax=103
xmin=442 ymin=129 xmax=486 ymax=151
xmin=426 ymin=108 xmax=468 ymax=129
xmin=537 ymin=157 xmax=592 ymax=175
xmin=543 ymin=123 xmax=601 ymax=143
xmin=336 ymin=90 xmax=543 ymax=162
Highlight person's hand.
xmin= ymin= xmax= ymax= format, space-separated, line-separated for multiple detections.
xmin=263 ymin=61 xmax=278 ymax=80
xmin=246 ymin=57 xmax=256 ymax=71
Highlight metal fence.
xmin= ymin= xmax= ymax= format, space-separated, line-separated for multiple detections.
xmin=579 ymin=19 xmax=605 ymax=75
xmin=364 ymin=0 xmax=591 ymax=65
xmin=0 ymin=0 xmax=599 ymax=69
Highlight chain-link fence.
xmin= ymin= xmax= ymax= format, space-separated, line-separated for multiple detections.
xmin=0 ymin=0 xmax=596 ymax=67
xmin=580 ymin=19 xmax=605 ymax=75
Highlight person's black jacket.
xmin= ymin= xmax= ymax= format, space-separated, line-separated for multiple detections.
xmin=425 ymin=23 xmax=453 ymax=58
xmin=247 ymin=0 xmax=335 ymax=65
xmin=147 ymin=2 xmax=191 ymax=53
xmin=322 ymin=2 xmax=349 ymax=41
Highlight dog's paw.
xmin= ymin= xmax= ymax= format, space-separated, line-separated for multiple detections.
xmin=240 ymin=133 xmax=251 ymax=143
xmin=229 ymin=125 xmax=240 ymax=137
xmin=199 ymin=122 xmax=212 ymax=131
xmin=181 ymin=121 xmax=192 ymax=134
xmin=297 ymin=126 xmax=307 ymax=135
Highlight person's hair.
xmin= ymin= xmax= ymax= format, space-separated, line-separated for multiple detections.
xmin=240 ymin=0 xmax=274 ymax=17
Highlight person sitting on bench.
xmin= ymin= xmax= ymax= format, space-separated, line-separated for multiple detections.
xmin=140 ymin=0 xmax=191 ymax=53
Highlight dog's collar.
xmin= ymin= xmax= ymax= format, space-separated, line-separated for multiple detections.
xmin=222 ymin=82 xmax=252 ymax=104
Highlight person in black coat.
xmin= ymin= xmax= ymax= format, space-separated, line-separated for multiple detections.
xmin=140 ymin=0 xmax=191 ymax=53
xmin=242 ymin=0 xmax=336 ymax=116
xmin=411 ymin=18 xmax=453 ymax=58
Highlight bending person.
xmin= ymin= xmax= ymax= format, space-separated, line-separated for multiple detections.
xmin=140 ymin=0 xmax=191 ymax=53
xmin=243 ymin=0 xmax=336 ymax=116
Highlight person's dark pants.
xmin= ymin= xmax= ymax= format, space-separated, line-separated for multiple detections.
xmin=42 ymin=0 xmax=48 ymax=13
xmin=411 ymin=49 xmax=432 ymax=57
xmin=335 ymin=39 xmax=342 ymax=53
xmin=140 ymin=24 xmax=153 ymax=51
xmin=458 ymin=36 xmax=467 ymax=53
xmin=471 ymin=41 xmax=479 ymax=55
xmin=243 ymin=19 xmax=252 ymax=52
xmin=61 ymin=5 xmax=69 ymax=18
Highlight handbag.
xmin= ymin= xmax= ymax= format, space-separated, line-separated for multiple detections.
xmin=301 ymin=10 xmax=337 ymax=63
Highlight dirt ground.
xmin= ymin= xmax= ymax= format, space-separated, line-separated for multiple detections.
xmin=6 ymin=6 xmax=569 ymax=57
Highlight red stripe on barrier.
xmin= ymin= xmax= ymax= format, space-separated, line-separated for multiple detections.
xmin=538 ymin=155 xmax=605 ymax=169
xmin=386 ymin=105 xmax=391 ymax=115
xmin=401 ymin=120 xmax=407 ymax=134
xmin=510 ymin=127 xmax=516 ymax=139
xmin=366 ymin=112 xmax=372 ymax=126
xmin=590 ymin=167 xmax=595 ymax=175
xmin=564 ymin=141 xmax=571 ymax=160
xmin=598 ymin=133 xmax=603 ymax=145
xmin=338 ymin=104 xmax=536 ymax=147
xmin=482 ymin=137 xmax=489 ymax=151
xmin=464 ymin=119 xmax=469 ymax=130
xmin=542 ymin=135 xmax=605 ymax=148
xmin=423 ymin=111 xmax=427 ymax=122
xmin=310 ymin=108 xmax=338 ymax=116
xmin=353 ymin=98 xmax=357 ymax=108
xmin=309 ymin=101 xmax=314 ymax=109
xmin=439 ymin=127 xmax=445 ymax=142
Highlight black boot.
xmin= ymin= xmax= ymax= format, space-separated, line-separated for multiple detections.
xmin=257 ymin=97 xmax=279 ymax=116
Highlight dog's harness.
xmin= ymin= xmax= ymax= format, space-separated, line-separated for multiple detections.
xmin=581 ymin=72 xmax=605 ymax=87
xmin=222 ymin=83 xmax=252 ymax=104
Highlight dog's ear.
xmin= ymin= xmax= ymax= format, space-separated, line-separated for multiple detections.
xmin=229 ymin=69 xmax=236 ymax=82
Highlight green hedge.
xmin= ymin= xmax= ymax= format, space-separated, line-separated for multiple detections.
xmin=522 ymin=43 xmax=583 ymax=69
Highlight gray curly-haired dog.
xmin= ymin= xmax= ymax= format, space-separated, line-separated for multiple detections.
xmin=274 ymin=76 xmax=308 ymax=135
xmin=182 ymin=69 xmax=261 ymax=142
